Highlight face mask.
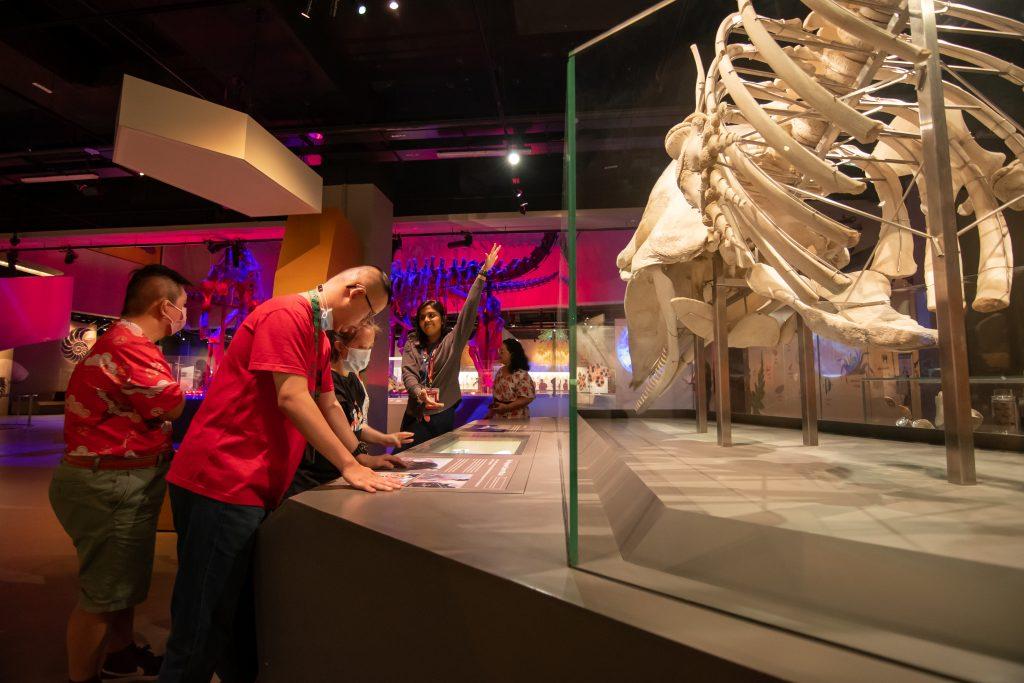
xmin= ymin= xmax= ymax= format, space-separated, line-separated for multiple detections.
xmin=342 ymin=347 xmax=372 ymax=373
xmin=164 ymin=301 xmax=186 ymax=335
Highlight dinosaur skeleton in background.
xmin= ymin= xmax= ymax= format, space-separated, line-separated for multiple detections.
xmin=620 ymin=0 xmax=1024 ymax=411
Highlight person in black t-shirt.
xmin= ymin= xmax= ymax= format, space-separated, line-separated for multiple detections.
xmin=285 ymin=322 xmax=413 ymax=498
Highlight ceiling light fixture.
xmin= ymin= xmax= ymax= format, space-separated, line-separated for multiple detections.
xmin=20 ymin=173 xmax=99 ymax=184
xmin=0 ymin=257 xmax=53 ymax=277
xmin=139 ymin=171 xmax=145 ymax=176
xmin=31 ymin=82 xmax=53 ymax=95
xmin=512 ymin=176 xmax=528 ymax=215
xmin=357 ymin=4 xmax=367 ymax=14
xmin=388 ymin=1 xmax=399 ymax=10
xmin=507 ymin=150 xmax=521 ymax=166
xmin=300 ymin=0 xmax=314 ymax=18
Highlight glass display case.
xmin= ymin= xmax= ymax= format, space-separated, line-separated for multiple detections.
xmin=564 ymin=1 xmax=1024 ymax=679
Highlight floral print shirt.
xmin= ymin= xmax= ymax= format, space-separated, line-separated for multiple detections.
xmin=491 ymin=368 xmax=536 ymax=420
xmin=64 ymin=321 xmax=183 ymax=459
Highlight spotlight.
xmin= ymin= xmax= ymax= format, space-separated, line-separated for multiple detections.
xmin=9 ymin=232 xmax=20 ymax=247
xmin=64 ymin=248 xmax=77 ymax=265
xmin=300 ymin=0 xmax=313 ymax=18
xmin=447 ymin=233 xmax=473 ymax=249
xmin=388 ymin=0 xmax=399 ymax=9
xmin=507 ymin=150 xmax=521 ymax=166
xmin=138 ymin=171 xmax=145 ymax=176
xmin=512 ymin=176 xmax=528 ymax=215
xmin=307 ymin=131 xmax=325 ymax=144
xmin=357 ymin=4 xmax=367 ymax=14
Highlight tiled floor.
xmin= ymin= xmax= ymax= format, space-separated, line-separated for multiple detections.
xmin=0 ymin=416 xmax=176 ymax=683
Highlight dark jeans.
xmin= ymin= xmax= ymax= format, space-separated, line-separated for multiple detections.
xmin=160 ymin=484 xmax=267 ymax=683
xmin=396 ymin=400 xmax=460 ymax=452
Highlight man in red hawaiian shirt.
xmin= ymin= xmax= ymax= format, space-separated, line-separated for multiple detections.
xmin=50 ymin=264 xmax=190 ymax=683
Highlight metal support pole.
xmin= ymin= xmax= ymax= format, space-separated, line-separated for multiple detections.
xmin=797 ymin=317 xmax=819 ymax=446
xmin=910 ymin=0 xmax=976 ymax=484
xmin=694 ymin=335 xmax=708 ymax=433
xmin=712 ymin=256 xmax=732 ymax=446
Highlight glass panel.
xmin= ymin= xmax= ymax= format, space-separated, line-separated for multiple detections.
xmin=566 ymin=0 xmax=1024 ymax=678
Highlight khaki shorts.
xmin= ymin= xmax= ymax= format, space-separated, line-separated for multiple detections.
xmin=49 ymin=461 xmax=169 ymax=613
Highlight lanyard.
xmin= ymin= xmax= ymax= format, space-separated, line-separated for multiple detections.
xmin=423 ymin=344 xmax=441 ymax=386
xmin=308 ymin=286 xmax=325 ymax=399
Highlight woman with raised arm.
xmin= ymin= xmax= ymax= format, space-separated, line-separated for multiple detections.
xmin=400 ymin=244 xmax=501 ymax=449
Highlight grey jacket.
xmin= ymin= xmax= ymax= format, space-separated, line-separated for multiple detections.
xmin=402 ymin=275 xmax=485 ymax=417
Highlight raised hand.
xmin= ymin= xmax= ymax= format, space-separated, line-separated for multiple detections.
xmin=482 ymin=244 xmax=501 ymax=273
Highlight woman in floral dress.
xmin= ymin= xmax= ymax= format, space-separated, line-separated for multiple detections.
xmin=487 ymin=338 xmax=536 ymax=420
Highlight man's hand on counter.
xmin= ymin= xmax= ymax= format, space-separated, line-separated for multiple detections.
xmin=341 ymin=460 xmax=403 ymax=492
xmin=356 ymin=454 xmax=409 ymax=471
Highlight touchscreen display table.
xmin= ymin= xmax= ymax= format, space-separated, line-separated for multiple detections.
xmin=431 ymin=434 xmax=530 ymax=455
xmin=349 ymin=432 xmax=539 ymax=494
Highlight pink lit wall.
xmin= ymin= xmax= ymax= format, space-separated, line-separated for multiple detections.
xmin=24 ymin=249 xmax=143 ymax=317
xmin=0 ymin=276 xmax=74 ymax=348
xmin=394 ymin=229 xmax=632 ymax=309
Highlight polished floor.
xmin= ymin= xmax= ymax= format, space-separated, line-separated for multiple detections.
xmin=589 ymin=418 xmax=1024 ymax=568
xmin=577 ymin=417 xmax=1024 ymax=682
xmin=0 ymin=415 xmax=176 ymax=683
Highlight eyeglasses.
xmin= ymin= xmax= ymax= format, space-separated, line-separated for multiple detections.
xmin=347 ymin=284 xmax=378 ymax=322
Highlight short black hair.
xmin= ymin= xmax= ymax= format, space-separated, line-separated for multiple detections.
xmin=371 ymin=265 xmax=392 ymax=305
xmin=121 ymin=264 xmax=192 ymax=317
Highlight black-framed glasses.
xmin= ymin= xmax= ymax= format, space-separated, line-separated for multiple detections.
xmin=348 ymin=284 xmax=378 ymax=320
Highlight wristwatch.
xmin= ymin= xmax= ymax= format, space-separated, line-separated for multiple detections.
xmin=353 ymin=442 xmax=369 ymax=456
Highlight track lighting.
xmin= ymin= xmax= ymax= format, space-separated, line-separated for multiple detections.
xmin=357 ymin=4 xmax=367 ymax=14
xmin=300 ymin=0 xmax=313 ymax=18
xmin=447 ymin=233 xmax=473 ymax=249
xmin=388 ymin=1 xmax=399 ymax=10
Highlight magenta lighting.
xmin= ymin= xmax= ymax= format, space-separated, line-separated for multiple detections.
xmin=307 ymin=131 xmax=324 ymax=144
xmin=302 ymin=153 xmax=323 ymax=167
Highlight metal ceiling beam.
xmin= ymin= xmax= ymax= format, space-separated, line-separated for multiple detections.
xmin=0 ymin=0 xmax=255 ymax=33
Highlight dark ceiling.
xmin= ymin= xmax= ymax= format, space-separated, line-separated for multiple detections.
xmin=0 ymin=0 xmax=659 ymax=232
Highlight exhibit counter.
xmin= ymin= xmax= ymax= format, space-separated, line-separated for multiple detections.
xmin=255 ymin=418 xmax=941 ymax=683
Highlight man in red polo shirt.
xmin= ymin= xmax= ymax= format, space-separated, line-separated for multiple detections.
xmin=50 ymin=264 xmax=190 ymax=683
xmin=160 ymin=265 xmax=398 ymax=683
